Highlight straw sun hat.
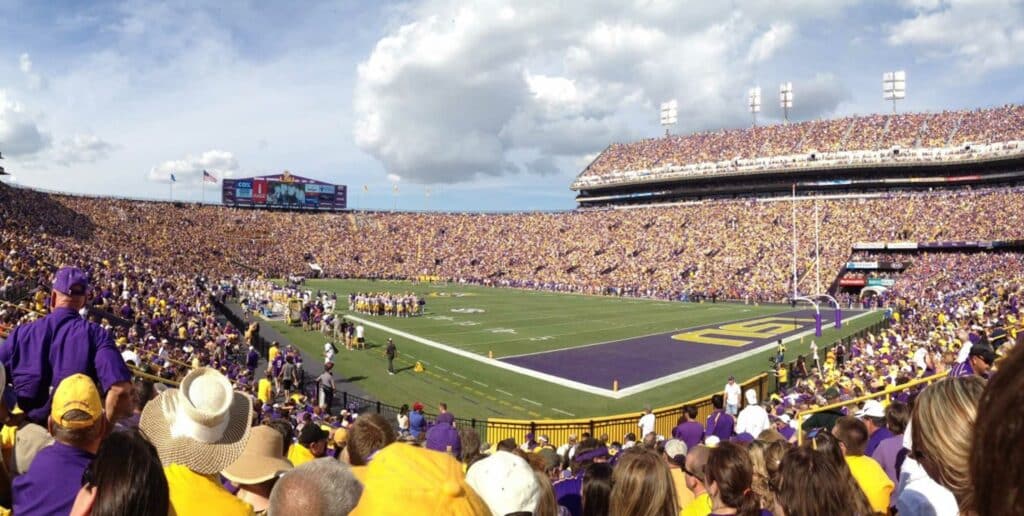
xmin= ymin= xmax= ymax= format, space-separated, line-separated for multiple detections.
xmin=222 ymin=425 xmax=293 ymax=485
xmin=140 ymin=367 xmax=252 ymax=475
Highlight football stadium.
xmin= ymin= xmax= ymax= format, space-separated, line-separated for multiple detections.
xmin=1 ymin=3 xmax=1023 ymax=516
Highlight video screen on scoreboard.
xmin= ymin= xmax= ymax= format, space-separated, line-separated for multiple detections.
xmin=222 ymin=175 xmax=346 ymax=210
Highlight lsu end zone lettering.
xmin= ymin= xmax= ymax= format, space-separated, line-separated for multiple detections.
xmin=672 ymin=316 xmax=815 ymax=346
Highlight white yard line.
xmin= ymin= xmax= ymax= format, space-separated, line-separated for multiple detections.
xmin=551 ymin=408 xmax=576 ymax=417
xmin=452 ymin=372 xmax=467 ymax=380
xmin=473 ymin=380 xmax=489 ymax=387
xmin=521 ymin=397 xmax=543 ymax=406
xmin=346 ymin=311 xmax=877 ymax=400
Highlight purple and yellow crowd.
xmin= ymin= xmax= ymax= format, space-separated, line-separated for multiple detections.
xmin=575 ymin=105 xmax=1024 ymax=187
xmin=1 ymin=170 xmax=1024 ymax=516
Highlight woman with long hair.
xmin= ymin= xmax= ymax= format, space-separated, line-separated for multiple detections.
xmin=771 ymin=446 xmax=875 ymax=516
xmin=804 ymin=431 xmax=874 ymax=515
xmin=748 ymin=439 xmax=789 ymax=511
xmin=70 ymin=430 xmax=169 ymax=516
xmin=704 ymin=441 xmax=765 ymax=516
xmin=970 ymin=338 xmax=1024 ymax=516
xmin=909 ymin=375 xmax=985 ymax=514
xmin=609 ymin=448 xmax=677 ymax=516
xmin=582 ymin=462 xmax=613 ymax=516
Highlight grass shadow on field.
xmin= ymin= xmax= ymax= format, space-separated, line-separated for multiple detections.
xmin=341 ymin=375 xmax=368 ymax=383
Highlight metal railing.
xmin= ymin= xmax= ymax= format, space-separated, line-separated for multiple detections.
xmin=795 ymin=370 xmax=946 ymax=445
xmin=485 ymin=373 xmax=768 ymax=446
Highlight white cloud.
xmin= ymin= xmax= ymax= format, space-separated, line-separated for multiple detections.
xmin=148 ymin=149 xmax=239 ymax=185
xmin=0 ymin=90 xmax=51 ymax=157
xmin=354 ymin=1 xmax=849 ymax=184
xmin=53 ymin=134 xmax=115 ymax=166
xmin=386 ymin=173 xmax=401 ymax=183
xmin=18 ymin=53 xmax=45 ymax=90
xmin=888 ymin=0 xmax=1024 ymax=72
xmin=747 ymin=23 xmax=795 ymax=63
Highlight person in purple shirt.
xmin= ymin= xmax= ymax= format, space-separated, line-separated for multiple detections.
xmin=672 ymin=404 xmax=704 ymax=449
xmin=856 ymin=399 xmax=893 ymax=456
xmin=14 ymin=374 xmax=107 ymax=516
xmin=949 ymin=345 xmax=994 ymax=378
xmin=704 ymin=394 xmax=735 ymax=442
xmin=553 ymin=437 xmax=609 ymax=516
xmin=0 ymin=267 xmax=132 ymax=426
xmin=870 ymin=401 xmax=910 ymax=486
xmin=245 ymin=344 xmax=260 ymax=375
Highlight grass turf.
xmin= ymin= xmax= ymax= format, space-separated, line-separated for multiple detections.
xmin=265 ymin=279 xmax=884 ymax=421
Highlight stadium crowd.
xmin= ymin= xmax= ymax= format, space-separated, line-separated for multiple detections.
xmin=1 ymin=169 xmax=1024 ymax=514
xmin=576 ymin=105 xmax=1024 ymax=187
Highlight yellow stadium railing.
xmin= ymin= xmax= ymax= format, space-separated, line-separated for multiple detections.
xmin=485 ymin=373 xmax=769 ymax=446
xmin=129 ymin=365 xmax=181 ymax=387
xmin=795 ymin=370 xmax=947 ymax=445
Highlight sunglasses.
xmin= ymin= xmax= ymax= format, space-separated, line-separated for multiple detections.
xmin=682 ymin=465 xmax=704 ymax=482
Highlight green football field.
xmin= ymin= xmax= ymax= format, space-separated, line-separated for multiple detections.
xmin=265 ymin=279 xmax=883 ymax=421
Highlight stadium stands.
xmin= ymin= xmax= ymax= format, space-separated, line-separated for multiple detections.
xmin=573 ymin=105 xmax=1024 ymax=189
xmin=1 ymin=109 xmax=1023 ymax=514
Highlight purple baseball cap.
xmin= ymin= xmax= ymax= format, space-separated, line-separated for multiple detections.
xmin=52 ymin=267 xmax=89 ymax=296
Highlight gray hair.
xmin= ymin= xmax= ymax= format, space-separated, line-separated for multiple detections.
xmin=268 ymin=458 xmax=363 ymax=516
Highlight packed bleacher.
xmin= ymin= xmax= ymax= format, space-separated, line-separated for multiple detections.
xmin=1 ymin=176 xmax=1024 ymax=514
xmin=574 ymin=105 xmax=1024 ymax=188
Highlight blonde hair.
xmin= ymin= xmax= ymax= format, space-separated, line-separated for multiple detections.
xmin=912 ymin=375 xmax=986 ymax=512
xmin=609 ymin=448 xmax=678 ymax=516
xmin=749 ymin=438 xmax=786 ymax=509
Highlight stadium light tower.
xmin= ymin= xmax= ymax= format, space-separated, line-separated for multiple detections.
xmin=883 ymin=70 xmax=906 ymax=113
xmin=779 ymin=82 xmax=793 ymax=123
xmin=660 ymin=99 xmax=678 ymax=136
xmin=748 ymin=87 xmax=761 ymax=127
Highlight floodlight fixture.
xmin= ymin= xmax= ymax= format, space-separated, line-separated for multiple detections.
xmin=660 ymin=99 xmax=678 ymax=136
xmin=748 ymin=87 xmax=762 ymax=126
xmin=883 ymin=70 xmax=906 ymax=113
xmin=779 ymin=82 xmax=793 ymax=123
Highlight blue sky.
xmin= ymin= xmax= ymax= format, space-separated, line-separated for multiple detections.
xmin=0 ymin=0 xmax=1022 ymax=211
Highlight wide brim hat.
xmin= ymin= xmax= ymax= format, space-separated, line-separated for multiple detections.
xmin=222 ymin=426 xmax=293 ymax=485
xmin=140 ymin=367 xmax=252 ymax=475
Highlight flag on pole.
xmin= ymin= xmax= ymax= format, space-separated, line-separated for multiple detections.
xmin=169 ymin=173 xmax=176 ymax=183
xmin=202 ymin=170 xmax=217 ymax=183
xmin=392 ymin=184 xmax=399 ymax=193
xmin=363 ymin=184 xmax=368 ymax=192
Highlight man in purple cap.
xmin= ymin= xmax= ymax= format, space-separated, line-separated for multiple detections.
xmin=0 ymin=267 xmax=133 ymax=426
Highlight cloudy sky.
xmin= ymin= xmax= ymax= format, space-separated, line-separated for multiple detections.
xmin=0 ymin=0 xmax=1022 ymax=211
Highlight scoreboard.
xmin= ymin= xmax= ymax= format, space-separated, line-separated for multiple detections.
xmin=222 ymin=171 xmax=346 ymax=211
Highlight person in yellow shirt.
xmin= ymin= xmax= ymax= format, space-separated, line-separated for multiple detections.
xmin=663 ymin=440 xmax=695 ymax=512
xmin=832 ymin=416 xmax=894 ymax=514
xmin=268 ymin=342 xmax=280 ymax=363
xmin=679 ymin=445 xmax=712 ymax=516
xmin=287 ymin=424 xmax=329 ymax=468
xmin=139 ymin=368 xmax=255 ymax=516
xmin=257 ymin=377 xmax=272 ymax=405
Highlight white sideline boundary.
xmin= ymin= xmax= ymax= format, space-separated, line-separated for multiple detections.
xmin=345 ymin=310 xmax=878 ymax=400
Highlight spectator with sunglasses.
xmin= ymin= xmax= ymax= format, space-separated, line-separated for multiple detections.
xmin=679 ymin=445 xmax=713 ymax=516
xmin=69 ymin=430 xmax=168 ymax=516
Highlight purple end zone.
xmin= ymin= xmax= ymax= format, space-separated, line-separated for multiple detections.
xmin=501 ymin=309 xmax=856 ymax=389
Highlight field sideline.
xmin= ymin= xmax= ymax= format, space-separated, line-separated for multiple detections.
xmin=265 ymin=279 xmax=884 ymax=421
